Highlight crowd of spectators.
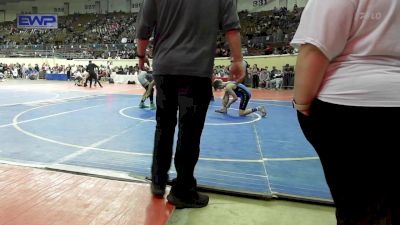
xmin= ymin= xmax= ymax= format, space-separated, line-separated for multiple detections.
xmin=0 ymin=59 xmax=146 ymax=83
xmin=0 ymin=5 xmax=301 ymax=87
xmin=0 ymin=12 xmax=137 ymax=59
xmin=0 ymin=59 xmax=295 ymax=89
xmin=241 ymin=5 xmax=302 ymax=55
xmin=0 ymin=62 xmax=42 ymax=80
xmin=0 ymin=13 xmax=137 ymax=45
xmin=0 ymin=5 xmax=302 ymax=59
xmin=213 ymin=62 xmax=295 ymax=89
xmin=216 ymin=5 xmax=302 ymax=57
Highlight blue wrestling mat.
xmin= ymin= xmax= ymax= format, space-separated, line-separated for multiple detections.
xmin=0 ymin=87 xmax=332 ymax=203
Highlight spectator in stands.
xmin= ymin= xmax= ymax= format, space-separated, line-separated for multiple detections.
xmin=243 ymin=61 xmax=252 ymax=87
xmin=27 ymin=67 xmax=39 ymax=80
xmin=136 ymin=0 xmax=244 ymax=209
xmin=270 ymin=66 xmax=278 ymax=77
xmin=0 ymin=63 xmax=4 ymax=74
xmin=251 ymin=64 xmax=260 ymax=88
xmin=213 ymin=80 xmax=266 ymax=117
xmin=282 ymin=64 xmax=294 ymax=89
xmin=292 ymin=0 xmax=400 ymax=224
xmin=259 ymin=67 xmax=270 ymax=88
xmin=293 ymin=4 xmax=298 ymax=13
xmin=34 ymin=64 xmax=39 ymax=73
xmin=264 ymin=45 xmax=273 ymax=55
xmin=133 ymin=63 xmax=139 ymax=74
xmin=66 ymin=65 xmax=71 ymax=81
xmin=12 ymin=67 xmax=18 ymax=79
xmin=269 ymin=69 xmax=283 ymax=89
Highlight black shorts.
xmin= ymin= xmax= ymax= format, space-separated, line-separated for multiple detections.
xmin=239 ymin=95 xmax=250 ymax=110
xmin=234 ymin=85 xmax=251 ymax=110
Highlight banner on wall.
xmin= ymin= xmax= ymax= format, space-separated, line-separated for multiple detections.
xmin=17 ymin=14 xmax=58 ymax=29
xmin=237 ymin=0 xmax=273 ymax=12
xmin=252 ymin=0 xmax=268 ymax=7
xmin=131 ymin=0 xmax=143 ymax=13
xmin=239 ymin=0 xmax=302 ymax=11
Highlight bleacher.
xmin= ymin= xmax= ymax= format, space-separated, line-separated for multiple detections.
xmin=0 ymin=6 xmax=303 ymax=59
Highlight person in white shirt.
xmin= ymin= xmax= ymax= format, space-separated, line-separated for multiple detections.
xmin=74 ymin=70 xmax=84 ymax=86
xmin=291 ymin=0 xmax=400 ymax=224
xmin=70 ymin=64 xmax=77 ymax=75
xmin=269 ymin=70 xmax=283 ymax=89
xmin=12 ymin=67 xmax=18 ymax=79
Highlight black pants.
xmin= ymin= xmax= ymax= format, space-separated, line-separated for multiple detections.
xmin=143 ymin=83 xmax=154 ymax=102
xmin=85 ymin=72 xmax=102 ymax=87
xmin=151 ymin=75 xmax=212 ymax=193
xmin=252 ymin=74 xmax=259 ymax=88
xmin=297 ymin=99 xmax=400 ymax=224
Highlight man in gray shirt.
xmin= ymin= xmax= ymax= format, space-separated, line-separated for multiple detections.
xmin=136 ymin=0 xmax=244 ymax=209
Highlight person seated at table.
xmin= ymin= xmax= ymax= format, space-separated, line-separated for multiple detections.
xmin=269 ymin=70 xmax=283 ymax=89
xmin=27 ymin=68 xmax=39 ymax=80
xmin=213 ymin=80 xmax=267 ymax=117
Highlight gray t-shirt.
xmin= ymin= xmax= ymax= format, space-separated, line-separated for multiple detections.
xmin=136 ymin=0 xmax=240 ymax=78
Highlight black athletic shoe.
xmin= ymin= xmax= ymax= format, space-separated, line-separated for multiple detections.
xmin=151 ymin=183 xmax=166 ymax=198
xmin=167 ymin=190 xmax=209 ymax=209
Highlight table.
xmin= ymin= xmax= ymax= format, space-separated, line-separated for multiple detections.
xmin=111 ymin=74 xmax=138 ymax=84
xmin=45 ymin=73 xmax=68 ymax=81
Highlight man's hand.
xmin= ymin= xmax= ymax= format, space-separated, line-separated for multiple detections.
xmin=230 ymin=61 xmax=245 ymax=83
xmin=139 ymin=57 xmax=149 ymax=71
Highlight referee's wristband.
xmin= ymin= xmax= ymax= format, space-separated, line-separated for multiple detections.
xmin=292 ymin=99 xmax=311 ymax=111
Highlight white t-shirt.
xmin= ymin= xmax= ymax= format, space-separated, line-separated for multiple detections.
xmin=75 ymin=71 xmax=82 ymax=78
xmin=291 ymin=0 xmax=400 ymax=107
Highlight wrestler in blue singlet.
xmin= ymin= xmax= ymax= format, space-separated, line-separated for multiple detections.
xmin=233 ymin=83 xmax=251 ymax=110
